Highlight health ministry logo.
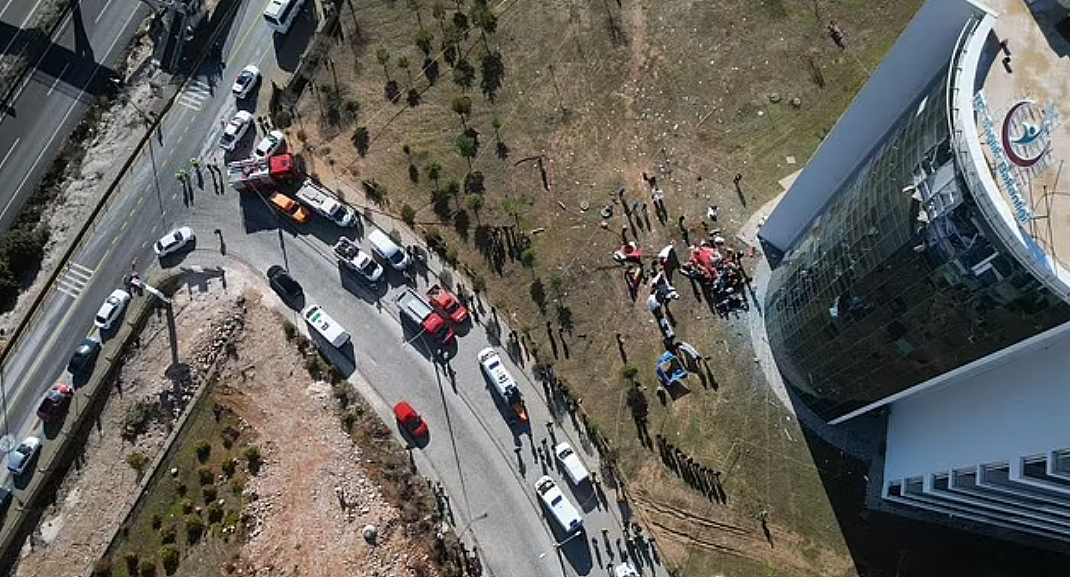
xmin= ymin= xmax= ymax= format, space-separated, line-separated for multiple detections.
xmin=1001 ymin=100 xmax=1055 ymax=169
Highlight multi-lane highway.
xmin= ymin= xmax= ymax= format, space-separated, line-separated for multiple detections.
xmin=0 ymin=0 xmax=149 ymax=229
xmin=0 ymin=1 xmax=658 ymax=576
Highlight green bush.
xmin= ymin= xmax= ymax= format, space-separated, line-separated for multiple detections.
xmin=244 ymin=445 xmax=262 ymax=475
xmin=282 ymin=320 xmax=297 ymax=341
xmin=125 ymin=452 xmax=149 ymax=480
xmin=400 ymin=204 xmax=416 ymax=226
xmin=151 ymin=513 xmax=162 ymax=530
xmin=221 ymin=458 xmax=237 ymax=477
xmin=91 ymin=556 xmax=113 ymax=577
xmin=203 ymin=484 xmax=218 ymax=504
xmin=181 ymin=499 xmax=194 ymax=514
xmin=123 ymin=552 xmax=139 ymax=575
xmin=193 ymin=439 xmax=211 ymax=463
xmin=139 ymin=558 xmax=156 ymax=577
xmin=175 ymin=482 xmax=187 ymax=497
xmin=208 ymin=502 xmax=224 ymax=524
xmin=185 ymin=515 xmax=204 ymax=543
xmin=197 ymin=466 xmax=214 ymax=486
xmin=160 ymin=523 xmax=176 ymax=544
xmin=159 ymin=545 xmax=180 ymax=575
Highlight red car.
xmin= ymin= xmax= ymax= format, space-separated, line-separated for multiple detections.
xmin=393 ymin=401 xmax=429 ymax=438
xmin=37 ymin=383 xmax=73 ymax=422
xmin=426 ymin=285 xmax=469 ymax=325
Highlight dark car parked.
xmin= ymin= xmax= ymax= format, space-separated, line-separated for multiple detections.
xmin=68 ymin=338 xmax=102 ymax=375
xmin=37 ymin=383 xmax=73 ymax=422
xmin=267 ymin=265 xmax=304 ymax=306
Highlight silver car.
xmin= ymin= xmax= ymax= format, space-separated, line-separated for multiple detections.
xmin=218 ymin=110 xmax=254 ymax=151
xmin=7 ymin=436 xmax=41 ymax=476
xmin=154 ymin=226 xmax=195 ymax=257
xmin=95 ymin=289 xmax=131 ymax=330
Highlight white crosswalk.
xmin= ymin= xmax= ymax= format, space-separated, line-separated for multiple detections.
xmin=56 ymin=262 xmax=93 ymax=299
xmin=177 ymin=79 xmax=212 ymax=111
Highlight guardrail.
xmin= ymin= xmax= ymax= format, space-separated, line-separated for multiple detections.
xmin=0 ymin=274 xmax=170 ymax=573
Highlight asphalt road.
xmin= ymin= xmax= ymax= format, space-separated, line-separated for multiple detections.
xmin=0 ymin=0 xmax=149 ymax=229
xmin=0 ymin=1 xmax=661 ymax=576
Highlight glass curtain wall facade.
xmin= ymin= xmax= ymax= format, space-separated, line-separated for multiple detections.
xmin=764 ymin=73 xmax=1070 ymax=422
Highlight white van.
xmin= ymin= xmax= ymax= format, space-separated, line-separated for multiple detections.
xmin=553 ymin=442 xmax=591 ymax=486
xmin=367 ymin=229 xmax=410 ymax=271
xmin=263 ymin=0 xmax=307 ymax=33
xmin=302 ymin=305 xmax=350 ymax=347
xmin=535 ymin=476 xmax=583 ymax=534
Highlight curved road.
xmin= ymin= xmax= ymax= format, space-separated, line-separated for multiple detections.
xmin=0 ymin=2 xmax=660 ymax=576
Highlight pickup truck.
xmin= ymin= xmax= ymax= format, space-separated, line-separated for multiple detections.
xmin=426 ymin=284 xmax=469 ymax=325
xmin=396 ymin=288 xmax=455 ymax=347
xmin=333 ymin=237 xmax=383 ymax=285
xmin=295 ymin=179 xmax=358 ymax=227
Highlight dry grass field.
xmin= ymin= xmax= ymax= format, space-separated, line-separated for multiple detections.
xmin=276 ymin=1 xmax=1064 ymax=575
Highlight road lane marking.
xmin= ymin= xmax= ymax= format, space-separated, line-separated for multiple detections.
xmin=0 ymin=0 xmax=45 ymax=58
xmin=0 ymin=138 xmax=19 ymax=173
xmin=46 ymin=62 xmax=70 ymax=96
xmin=226 ymin=11 xmax=262 ymax=68
xmin=56 ymin=262 xmax=94 ymax=299
xmin=0 ymin=8 xmax=139 ymax=222
xmin=178 ymin=80 xmax=212 ymax=111
xmin=95 ymin=0 xmax=115 ymax=23
xmin=0 ymin=4 xmax=74 ymax=128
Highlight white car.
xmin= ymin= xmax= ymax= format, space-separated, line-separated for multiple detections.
xmin=613 ymin=562 xmax=640 ymax=577
xmin=7 ymin=436 xmax=41 ymax=476
xmin=554 ymin=442 xmax=591 ymax=485
xmin=231 ymin=65 xmax=260 ymax=99
xmin=218 ymin=110 xmax=255 ymax=151
xmin=351 ymin=249 xmax=383 ymax=283
xmin=534 ymin=475 xmax=583 ymax=534
xmin=154 ymin=226 xmax=195 ymax=257
xmin=253 ymin=130 xmax=286 ymax=159
xmin=95 ymin=289 xmax=131 ymax=330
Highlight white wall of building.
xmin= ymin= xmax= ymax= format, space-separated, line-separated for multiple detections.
xmin=884 ymin=324 xmax=1070 ymax=481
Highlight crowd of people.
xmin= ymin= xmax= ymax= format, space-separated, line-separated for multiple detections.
xmin=655 ymin=434 xmax=728 ymax=504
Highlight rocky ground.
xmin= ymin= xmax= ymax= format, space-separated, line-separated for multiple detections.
xmin=12 ymin=263 xmax=435 ymax=577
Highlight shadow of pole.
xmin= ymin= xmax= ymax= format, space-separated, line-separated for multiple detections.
xmin=165 ymin=303 xmax=179 ymax=366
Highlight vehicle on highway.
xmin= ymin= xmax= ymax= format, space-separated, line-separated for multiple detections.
xmin=478 ymin=348 xmax=528 ymax=423
xmin=253 ymin=130 xmax=286 ymax=159
xmin=397 ymin=289 xmax=455 ymax=347
xmin=37 ymin=383 xmax=73 ymax=422
xmin=295 ymin=179 xmax=357 ymax=227
xmin=263 ymin=0 xmax=307 ymax=33
xmin=334 ymin=237 xmax=383 ymax=285
xmin=554 ymin=442 xmax=590 ymax=486
xmin=231 ymin=65 xmax=261 ymax=99
xmin=393 ymin=401 xmax=429 ymax=438
xmin=427 ymin=284 xmax=469 ymax=325
xmin=7 ymin=436 xmax=41 ymax=476
xmin=267 ymin=265 xmax=303 ymax=305
xmin=218 ymin=110 xmax=255 ymax=151
xmin=268 ymin=192 xmax=311 ymax=224
xmin=154 ymin=226 xmax=195 ymax=257
xmin=367 ymin=229 xmax=410 ymax=271
xmin=302 ymin=305 xmax=350 ymax=347
xmin=535 ymin=475 xmax=583 ymax=534
xmin=94 ymin=289 xmax=131 ymax=331
xmin=68 ymin=338 xmax=102 ymax=375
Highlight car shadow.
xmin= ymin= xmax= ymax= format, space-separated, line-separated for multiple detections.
xmin=272 ymin=2 xmax=318 ymax=73
xmin=396 ymin=421 xmax=431 ymax=450
xmin=554 ymin=526 xmax=594 ymax=574
xmin=338 ymin=263 xmax=385 ymax=303
xmin=157 ymin=240 xmax=198 ymax=268
xmin=239 ymin=191 xmax=281 ymax=233
xmin=302 ymin=216 xmax=348 ymax=246
xmin=307 ymin=331 xmax=356 ymax=378
xmin=9 ymin=452 xmax=41 ymax=490
xmin=569 ymin=482 xmax=599 ymax=514
xmin=41 ymin=417 xmax=66 ymax=441
xmin=452 ymin=318 xmax=473 ymax=337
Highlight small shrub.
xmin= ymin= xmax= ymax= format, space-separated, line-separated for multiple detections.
xmin=221 ymin=458 xmax=237 ymax=477
xmin=471 ymin=273 xmax=486 ymax=294
xmin=621 ymin=364 xmax=639 ymax=381
xmin=296 ymin=128 xmax=308 ymax=142
xmin=352 ymin=126 xmax=371 ymax=156
xmin=175 ymin=482 xmax=187 ymax=497
xmin=186 ymin=515 xmax=205 ymax=543
xmin=445 ymin=247 xmax=459 ymax=266
xmin=126 ymin=452 xmax=149 ymax=480
xmin=520 ymin=247 xmax=537 ymax=268
xmin=160 ymin=523 xmax=177 ymax=544
xmin=203 ymin=485 xmax=218 ymax=504
xmin=282 ymin=320 xmax=297 ymax=341
xmin=181 ymin=499 xmax=194 ymax=514
xmin=362 ymin=179 xmax=387 ymax=206
xmin=230 ymin=476 xmax=246 ymax=495
xmin=194 ymin=439 xmax=211 ymax=463
xmin=151 ymin=513 xmax=162 ymax=530
xmin=529 ymin=278 xmax=546 ymax=312
xmin=139 ymin=558 xmax=157 ymax=577
xmin=423 ymin=229 xmax=444 ymax=252
xmin=208 ymin=502 xmax=224 ymax=524
xmin=401 ymin=204 xmax=416 ymax=226
xmin=159 ymin=545 xmax=180 ymax=575
xmin=124 ymin=552 xmax=139 ymax=575
xmin=244 ymin=445 xmax=262 ymax=475
xmin=197 ymin=466 xmax=215 ymax=486
xmin=272 ymin=109 xmax=292 ymax=129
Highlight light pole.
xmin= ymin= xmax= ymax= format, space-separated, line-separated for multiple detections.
xmin=112 ymin=79 xmax=166 ymax=219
